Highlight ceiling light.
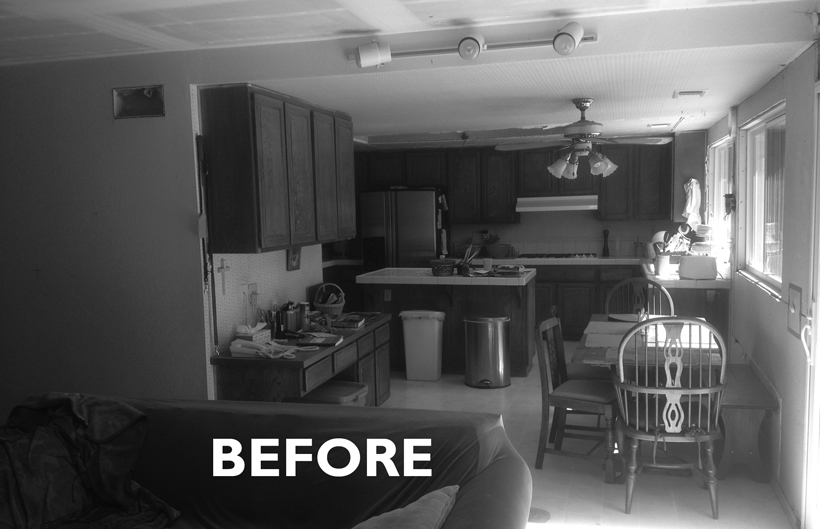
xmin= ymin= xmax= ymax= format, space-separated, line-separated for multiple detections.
xmin=553 ymin=22 xmax=584 ymax=56
xmin=589 ymin=152 xmax=618 ymax=177
xmin=647 ymin=123 xmax=671 ymax=128
xmin=562 ymin=153 xmax=580 ymax=179
xmin=458 ymin=33 xmax=485 ymax=60
xmin=548 ymin=155 xmax=569 ymax=178
xmin=356 ymin=42 xmax=392 ymax=68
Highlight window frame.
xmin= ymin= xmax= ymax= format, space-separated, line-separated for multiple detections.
xmin=738 ymin=101 xmax=786 ymax=292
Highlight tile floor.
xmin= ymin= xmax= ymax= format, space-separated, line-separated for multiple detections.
xmin=381 ymin=342 xmax=795 ymax=529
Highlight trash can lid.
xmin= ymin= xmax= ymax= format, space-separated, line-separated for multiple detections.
xmin=464 ymin=315 xmax=511 ymax=323
xmin=399 ymin=310 xmax=446 ymax=320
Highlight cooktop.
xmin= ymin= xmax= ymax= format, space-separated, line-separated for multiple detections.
xmin=516 ymin=253 xmax=598 ymax=259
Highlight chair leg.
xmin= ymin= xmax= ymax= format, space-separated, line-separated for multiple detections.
xmin=603 ymin=406 xmax=615 ymax=484
xmin=625 ymin=436 xmax=639 ymax=514
xmin=549 ymin=407 xmax=566 ymax=443
xmin=704 ymin=440 xmax=719 ymax=519
xmin=553 ymin=407 xmax=567 ymax=450
xmin=536 ymin=398 xmax=551 ymax=469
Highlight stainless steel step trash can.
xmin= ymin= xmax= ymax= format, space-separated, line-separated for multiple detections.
xmin=464 ymin=315 xmax=511 ymax=388
xmin=400 ymin=310 xmax=445 ymax=381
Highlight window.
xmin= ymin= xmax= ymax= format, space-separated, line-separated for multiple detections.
xmin=706 ymin=139 xmax=733 ymax=276
xmin=743 ymin=106 xmax=785 ymax=286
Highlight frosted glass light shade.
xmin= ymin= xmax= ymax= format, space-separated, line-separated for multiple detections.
xmin=548 ymin=158 xmax=568 ymax=178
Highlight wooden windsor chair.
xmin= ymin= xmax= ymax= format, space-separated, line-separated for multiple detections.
xmin=613 ymin=316 xmax=727 ymax=519
xmin=605 ymin=277 xmax=675 ymax=318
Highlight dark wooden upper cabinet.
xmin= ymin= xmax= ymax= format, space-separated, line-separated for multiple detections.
xmin=407 ymin=151 xmax=447 ymax=187
xmin=597 ymin=143 xmax=672 ymax=220
xmin=518 ymin=149 xmax=557 ymax=197
xmin=255 ymin=94 xmax=291 ymax=250
xmin=335 ymin=118 xmax=356 ymax=239
xmin=559 ymin=155 xmax=597 ymax=195
xmin=200 ymin=86 xmax=290 ymax=253
xmin=597 ymin=144 xmax=632 ymax=220
xmin=312 ymin=111 xmax=338 ymax=242
xmin=368 ymin=152 xmax=406 ymax=189
xmin=285 ymin=103 xmax=316 ymax=245
xmin=448 ymin=151 xmax=482 ymax=223
xmin=482 ymin=150 xmax=518 ymax=223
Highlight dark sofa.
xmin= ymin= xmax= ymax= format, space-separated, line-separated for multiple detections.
xmin=49 ymin=395 xmax=528 ymax=528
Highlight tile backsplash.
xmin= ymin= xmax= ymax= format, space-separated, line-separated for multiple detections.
xmin=450 ymin=211 xmax=678 ymax=258
xmin=211 ymin=245 xmax=323 ymax=353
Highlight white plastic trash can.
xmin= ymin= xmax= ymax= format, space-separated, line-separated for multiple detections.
xmin=400 ymin=310 xmax=446 ymax=381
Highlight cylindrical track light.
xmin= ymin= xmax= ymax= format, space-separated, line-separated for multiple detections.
xmin=458 ymin=33 xmax=485 ymax=60
xmin=553 ymin=22 xmax=584 ymax=56
xmin=356 ymin=42 xmax=392 ymax=68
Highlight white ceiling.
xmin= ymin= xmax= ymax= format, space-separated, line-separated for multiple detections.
xmin=1 ymin=0 xmax=818 ymax=148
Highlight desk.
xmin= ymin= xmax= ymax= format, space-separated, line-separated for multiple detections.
xmin=210 ymin=314 xmax=392 ymax=406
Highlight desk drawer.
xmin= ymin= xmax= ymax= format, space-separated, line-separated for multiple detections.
xmin=304 ymin=356 xmax=332 ymax=393
xmin=358 ymin=333 xmax=375 ymax=358
xmin=374 ymin=324 xmax=390 ymax=346
xmin=333 ymin=343 xmax=358 ymax=373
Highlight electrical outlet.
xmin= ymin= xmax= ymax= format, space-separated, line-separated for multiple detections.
xmin=788 ymin=283 xmax=802 ymax=338
xmin=384 ymin=289 xmax=392 ymax=302
xmin=247 ymin=283 xmax=258 ymax=307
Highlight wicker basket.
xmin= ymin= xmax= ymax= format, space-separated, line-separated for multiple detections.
xmin=313 ymin=283 xmax=345 ymax=316
xmin=430 ymin=259 xmax=457 ymax=277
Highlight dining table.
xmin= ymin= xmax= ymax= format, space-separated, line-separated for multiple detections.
xmin=571 ymin=314 xmax=779 ymax=483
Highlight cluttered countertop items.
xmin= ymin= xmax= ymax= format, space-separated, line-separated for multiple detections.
xmin=228 ymin=282 xmax=384 ymax=359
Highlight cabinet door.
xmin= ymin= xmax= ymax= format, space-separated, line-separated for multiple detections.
xmin=598 ymin=144 xmax=632 ymax=220
xmin=535 ymin=283 xmax=556 ymax=327
xmin=481 ymin=150 xmax=518 ymax=223
xmin=448 ymin=151 xmax=482 ymax=223
xmin=375 ymin=343 xmax=391 ymax=406
xmin=633 ymin=143 xmax=673 ymax=219
xmin=559 ymin=152 xmax=597 ymax=195
xmin=368 ymin=153 xmax=406 ymax=189
xmin=253 ymin=92 xmax=291 ymax=250
xmin=312 ymin=111 xmax=338 ymax=242
xmin=285 ymin=103 xmax=316 ymax=245
xmin=358 ymin=353 xmax=376 ymax=407
xmin=519 ymin=149 xmax=557 ymax=197
xmin=557 ymin=282 xmax=596 ymax=340
xmin=407 ymin=151 xmax=447 ymax=187
xmin=335 ymin=118 xmax=356 ymax=239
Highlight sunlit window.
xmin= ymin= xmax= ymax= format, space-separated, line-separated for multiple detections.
xmin=743 ymin=106 xmax=785 ymax=286
xmin=706 ymin=139 xmax=732 ymax=277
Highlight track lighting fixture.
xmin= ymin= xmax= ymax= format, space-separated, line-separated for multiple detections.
xmin=553 ymin=22 xmax=584 ymax=56
xmin=355 ymin=41 xmax=392 ymax=68
xmin=458 ymin=33 xmax=485 ymax=60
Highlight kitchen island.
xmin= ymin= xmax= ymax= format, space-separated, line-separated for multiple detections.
xmin=357 ymin=268 xmax=536 ymax=377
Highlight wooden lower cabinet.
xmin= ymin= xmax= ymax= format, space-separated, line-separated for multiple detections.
xmin=338 ymin=322 xmax=391 ymax=406
xmin=557 ymin=282 xmax=596 ymax=339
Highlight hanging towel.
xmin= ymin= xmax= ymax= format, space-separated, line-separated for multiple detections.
xmin=682 ymin=178 xmax=702 ymax=228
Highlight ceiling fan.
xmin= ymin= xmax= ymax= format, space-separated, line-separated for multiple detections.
xmin=494 ymin=98 xmax=672 ymax=178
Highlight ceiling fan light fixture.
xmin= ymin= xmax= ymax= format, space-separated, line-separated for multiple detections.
xmin=548 ymin=157 xmax=569 ymax=178
xmin=589 ymin=152 xmax=618 ymax=177
xmin=356 ymin=41 xmax=392 ymax=68
xmin=458 ymin=33 xmax=485 ymax=60
xmin=553 ymin=22 xmax=584 ymax=56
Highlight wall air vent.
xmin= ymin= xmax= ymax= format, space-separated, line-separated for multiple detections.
xmin=673 ymin=90 xmax=708 ymax=98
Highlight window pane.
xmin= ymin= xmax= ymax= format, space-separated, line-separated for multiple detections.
xmin=745 ymin=112 xmax=784 ymax=285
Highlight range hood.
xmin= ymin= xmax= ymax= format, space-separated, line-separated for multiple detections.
xmin=515 ymin=195 xmax=598 ymax=212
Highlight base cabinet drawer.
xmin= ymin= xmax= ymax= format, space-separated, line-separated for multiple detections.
xmin=333 ymin=343 xmax=358 ymax=373
xmin=304 ymin=356 xmax=333 ymax=393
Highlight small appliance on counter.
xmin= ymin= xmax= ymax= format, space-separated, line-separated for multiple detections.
xmin=678 ymin=255 xmax=718 ymax=279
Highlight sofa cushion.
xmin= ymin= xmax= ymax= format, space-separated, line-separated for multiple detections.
xmin=352 ymin=485 xmax=458 ymax=529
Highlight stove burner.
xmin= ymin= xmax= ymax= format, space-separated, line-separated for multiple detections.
xmin=517 ymin=253 xmax=597 ymax=259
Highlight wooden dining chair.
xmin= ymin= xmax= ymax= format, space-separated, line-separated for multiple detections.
xmin=535 ymin=318 xmax=618 ymax=482
xmin=614 ymin=316 xmax=727 ymax=519
xmin=605 ymin=278 xmax=675 ymax=317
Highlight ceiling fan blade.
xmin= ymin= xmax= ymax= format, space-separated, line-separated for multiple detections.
xmin=539 ymin=126 xmax=567 ymax=135
xmin=495 ymin=139 xmax=571 ymax=151
xmin=599 ymin=136 xmax=673 ymax=145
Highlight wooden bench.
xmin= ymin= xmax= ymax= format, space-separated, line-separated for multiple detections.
xmin=717 ymin=363 xmax=779 ymax=482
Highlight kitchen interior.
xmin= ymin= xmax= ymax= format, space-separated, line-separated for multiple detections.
xmin=1 ymin=1 xmax=818 ymax=528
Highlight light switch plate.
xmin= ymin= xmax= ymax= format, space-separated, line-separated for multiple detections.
xmin=788 ymin=283 xmax=802 ymax=338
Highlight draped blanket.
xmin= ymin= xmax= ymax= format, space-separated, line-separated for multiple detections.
xmin=0 ymin=392 xmax=180 ymax=528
